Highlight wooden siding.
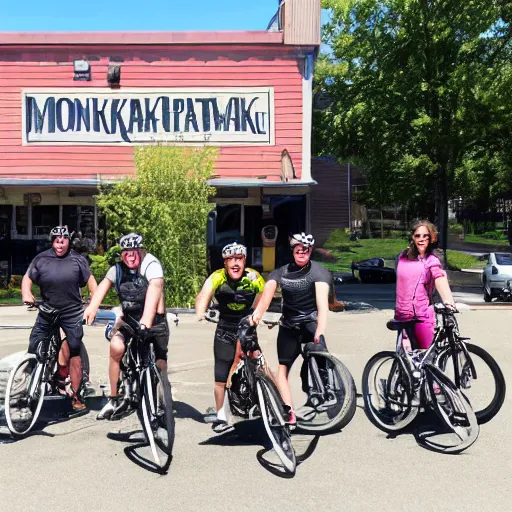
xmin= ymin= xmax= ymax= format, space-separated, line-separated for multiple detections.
xmin=0 ymin=46 xmax=304 ymax=181
xmin=283 ymin=0 xmax=321 ymax=46
xmin=310 ymin=158 xmax=350 ymax=247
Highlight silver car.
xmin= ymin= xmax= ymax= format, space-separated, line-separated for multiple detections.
xmin=481 ymin=252 xmax=512 ymax=302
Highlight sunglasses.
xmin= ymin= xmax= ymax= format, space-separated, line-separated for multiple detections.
xmin=413 ymin=233 xmax=431 ymax=240
xmin=293 ymin=245 xmax=311 ymax=255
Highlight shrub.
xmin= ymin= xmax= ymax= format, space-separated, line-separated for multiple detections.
xmin=9 ymin=275 xmax=23 ymax=287
xmin=324 ymin=228 xmax=356 ymax=251
xmin=96 ymin=146 xmax=216 ymax=308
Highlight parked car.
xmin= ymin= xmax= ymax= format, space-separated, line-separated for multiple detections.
xmin=351 ymin=257 xmax=396 ymax=284
xmin=481 ymin=252 xmax=512 ymax=302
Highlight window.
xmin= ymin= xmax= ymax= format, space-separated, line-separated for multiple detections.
xmin=496 ymin=253 xmax=512 ymax=266
xmin=15 ymin=206 xmax=28 ymax=235
xmin=32 ymin=205 xmax=59 ymax=237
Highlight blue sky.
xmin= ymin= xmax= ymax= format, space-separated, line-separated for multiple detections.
xmin=0 ymin=0 xmax=282 ymax=31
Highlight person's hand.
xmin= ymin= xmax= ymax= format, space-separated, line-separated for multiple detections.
xmin=83 ymin=306 xmax=97 ymax=326
xmin=444 ymin=301 xmax=457 ymax=312
xmin=140 ymin=316 xmax=153 ymax=329
xmin=314 ymin=329 xmax=324 ymax=344
xmin=22 ymin=293 xmax=35 ymax=305
xmin=250 ymin=312 xmax=260 ymax=327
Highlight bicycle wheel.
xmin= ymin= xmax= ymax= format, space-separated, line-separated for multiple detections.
xmin=424 ymin=364 xmax=479 ymax=454
xmin=4 ymin=354 xmax=46 ymax=437
xmin=362 ymin=351 xmax=418 ymax=433
xmin=296 ymin=352 xmax=357 ymax=434
xmin=256 ymin=373 xmax=296 ymax=475
xmin=79 ymin=342 xmax=90 ymax=383
xmin=437 ymin=343 xmax=505 ymax=424
xmin=138 ymin=366 xmax=175 ymax=472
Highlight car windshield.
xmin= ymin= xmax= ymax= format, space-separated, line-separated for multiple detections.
xmin=495 ymin=253 xmax=512 ymax=265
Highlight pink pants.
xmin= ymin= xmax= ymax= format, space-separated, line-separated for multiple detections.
xmin=405 ymin=319 xmax=435 ymax=350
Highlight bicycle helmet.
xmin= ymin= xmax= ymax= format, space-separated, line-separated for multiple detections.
xmin=290 ymin=232 xmax=315 ymax=248
xmin=222 ymin=242 xmax=247 ymax=259
xmin=50 ymin=225 xmax=73 ymax=240
xmin=119 ymin=233 xmax=143 ymax=250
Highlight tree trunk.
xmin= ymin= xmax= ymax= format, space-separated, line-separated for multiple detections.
xmin=435 ymin=167 xmax=449 ymax=268
xmin=380 ymin=209 xmax=384 ymax=239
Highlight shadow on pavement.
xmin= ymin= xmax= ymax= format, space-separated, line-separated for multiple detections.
xmin=173 ymin=400 xmax=205 ymax=423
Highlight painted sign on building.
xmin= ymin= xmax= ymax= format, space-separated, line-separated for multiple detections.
xmin=22 ymin=88 xmax=274 ymax=145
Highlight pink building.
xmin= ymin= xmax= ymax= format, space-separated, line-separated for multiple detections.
xmin=0 ymin=0 xmax=320 ymax=274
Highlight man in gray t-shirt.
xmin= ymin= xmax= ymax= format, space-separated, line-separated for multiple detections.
xmin=84 ymin=233 xmax=169 ymax=420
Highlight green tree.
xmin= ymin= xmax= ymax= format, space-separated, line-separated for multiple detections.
xmin=96 ymin=146 xmax=217 ymax=308
xmin=314 ymin=0 xmax=511 ymax=254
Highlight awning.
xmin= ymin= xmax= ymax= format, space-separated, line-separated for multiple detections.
xmin=207 ymin=178 xmax=317 ymax=188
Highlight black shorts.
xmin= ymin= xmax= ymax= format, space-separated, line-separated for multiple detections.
xmin=119 ymin=314 xmax=169 ymax=362
xmin=277 ymin=319 xmax=318 ymax=370
xmin=29 ymin=304 xmax=84 ymax=358
xmin=214 ymin=325 xmax=238 ymax=383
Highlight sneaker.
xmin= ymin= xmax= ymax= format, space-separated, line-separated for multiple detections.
xmin=211 ymin=420 xmax=234 ymax=434
xmin=204 ymin=406 xmax=218 ymax=424
xmin=284 ymin=405 xmax=297 ymax=430
xmin=432 ymin=382 xmax=446 ymax=404
xmin=97 ymin=397 xmax=120 ymax=420
xmin=71 ymin=395 xmax=87 ymax=412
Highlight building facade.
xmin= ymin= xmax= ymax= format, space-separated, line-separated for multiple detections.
xmin=0 ymin=0 xmax=321 ymax=274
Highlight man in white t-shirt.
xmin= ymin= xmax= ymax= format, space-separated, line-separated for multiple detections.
xmin=84 ymin=233 xmax=169 ymax=420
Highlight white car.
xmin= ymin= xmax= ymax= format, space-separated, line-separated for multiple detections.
xmin=481 ymin=252 xmax=512 ymax=302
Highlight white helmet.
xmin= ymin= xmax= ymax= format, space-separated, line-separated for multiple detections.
xmin=50 ymin=225 xmax=72 ymax=240
xmin=222 ymin=242 xmax=247 ymax=259
xmin=120 ymin=233 xmax=143 ymax=250
xmin=290 ymin=232 xmax=315 ymax=247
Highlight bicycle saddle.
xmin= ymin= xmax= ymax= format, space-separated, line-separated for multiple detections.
xmin=38 ymin=303 xmax=60 ymax=319
xmin=386 ymin=318 xmax=422 ymax=331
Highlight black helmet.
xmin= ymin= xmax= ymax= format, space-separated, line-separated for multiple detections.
xmin=49 ymin=225 xmax=73 ymax=240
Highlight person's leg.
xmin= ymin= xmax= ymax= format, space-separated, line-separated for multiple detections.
xmin=276 ymin=325 xmax=302 ymax=413
xmin=108 ymin=334 xmax=125 ymax=397
xmin=212 ymin=327 xmax=236 ymax=429
xmin=28 ymin=312 xmax=50 ymax=355
xmin=412 ymin=320 xmax=435 ymax=350
xmin=60 ymin=308 xmax=85 ymax=404
xmin=152 ymin=320 xmax=169 ymax=380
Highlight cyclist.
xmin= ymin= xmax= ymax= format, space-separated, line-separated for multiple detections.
xmin=395 ymin=220 xmax=456 ymax=350
xmin=21 ymin=225 xmax=98 ymax=411
xmin=250 ymin=232 xmax=332 ymax=426
xmin=84 ymin=233 xmax=169 ymax=420
xmin=195 ymin=242 xmax=265 ymax=433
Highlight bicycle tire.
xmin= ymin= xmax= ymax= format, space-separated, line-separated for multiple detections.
xmin=79 ymin=341 xmax=90 ymax=384
xmin=138 ymin=366 xmax=175 ymax=472
xmin=424 ymin=364 xmax=479 ymax=454
xmin=4 ymin=354 xmax=46 ymax=437
xmin=256 ymin=374 xmax=296 ymax=475
xmin=362 ymin=351 xmax=418 ymax=434
xmin=296 ymin=351 xmax=357 ymax=434
xmin=437 ymin=343 xmax=505 ymax=424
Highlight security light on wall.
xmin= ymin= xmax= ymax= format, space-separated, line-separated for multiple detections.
xmin=73 ymin=59 xmax=91 ymax=81
xmin=107 ymin=64 xmax=121 ymax=86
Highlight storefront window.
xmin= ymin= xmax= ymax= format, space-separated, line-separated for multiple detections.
xmin=32 ymin=205 xmax=59 ymax=237
xmin=15 ymin=206 xmax=29 ymax=235
xmin=63 ymin=205 xmax=79 ymax=234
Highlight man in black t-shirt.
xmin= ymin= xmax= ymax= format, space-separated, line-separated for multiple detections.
xmin=21 ymin=225 xmax=97 ymax=411
xmin=250 ymin=232 xmax=332 ymax=426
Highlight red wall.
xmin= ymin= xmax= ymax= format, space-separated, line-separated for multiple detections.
xmin=0 ymin=45 xmax=303 ymax=182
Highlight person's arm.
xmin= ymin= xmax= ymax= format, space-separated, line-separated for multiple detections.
xmin=21 ymin=273 xmax=35 ymax=304
xmin=140 ymin=277 xmax=164 ymax=328
xmin=314 ymin=282 xmax=330 ymax=342
xmin=195 ymin=277 xmax=214 ymax=321
xmin=251 ymin=279 xmax=278 ymax=325
xmin=87 ymin=275 xmax=98 ymax=297
xmin=83 ymin=278 xmax=112 ymax=325
xmin=435 ymin=275 xmax=455 ymax=306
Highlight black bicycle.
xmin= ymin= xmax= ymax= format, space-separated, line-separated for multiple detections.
xmin=263 ymin=315 xmax=357 ymax=434
xmin=4 ymin=301 xmax=90 ymax=437
xmin=362 ymin=305 xmax=479 ymax=454
xmin=105 ymin=316 xmax=175 ymax=472
xmin=204 ymin=309 xmax=296 ymax=475
xmin=431 ymin=304 xmax=505 ymax=424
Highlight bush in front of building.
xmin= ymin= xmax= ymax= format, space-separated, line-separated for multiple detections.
xmin=96 ymin=146 xmax=217 ymax=308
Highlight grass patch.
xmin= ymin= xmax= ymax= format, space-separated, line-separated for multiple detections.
xmin=446 ymin=250 xmax=480 ymax=271
xmin=316 ymin=230 xmax=407 ymax=273
xmin=463 ymin=234 xmax=509 ymax=246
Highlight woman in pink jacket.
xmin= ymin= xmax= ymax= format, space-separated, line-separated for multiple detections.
xmin=395 ymin=220 xmax=456 ymax=349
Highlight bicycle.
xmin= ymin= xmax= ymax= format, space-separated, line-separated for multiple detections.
xmin=362 ymin=304 xmax=479 ymax=454
xmin=204 ymin=308 xmax=296 ymax=475
xmin=104 ymin=315 xmax=175 ymax=473
xmin=262 ymin=315 xmax=357 ymax=434
xmin=4 ymin=301 xmax=90 ymax=437
xmin=432 ymin=304 xmax=506 ymax=424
